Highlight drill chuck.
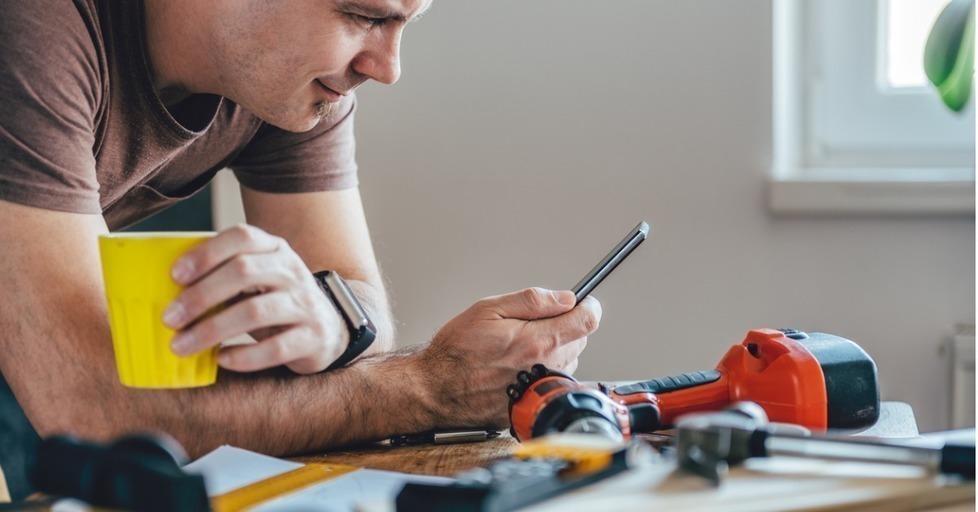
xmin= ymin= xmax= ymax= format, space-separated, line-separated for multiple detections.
xmin=564 ymin=417 xmax=625 ymax=442
xmin=507 ymin=365 xmax=634 ymax=442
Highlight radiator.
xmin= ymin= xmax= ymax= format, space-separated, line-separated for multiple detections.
xmin=948 ymin=324 xmax=975 ymax=429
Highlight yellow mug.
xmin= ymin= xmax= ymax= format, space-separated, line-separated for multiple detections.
xmin=99 ymin=232 xmax=218 ymax=389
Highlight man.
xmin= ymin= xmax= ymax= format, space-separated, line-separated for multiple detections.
xmin=0 ymin=0 xmax=601 ymax=499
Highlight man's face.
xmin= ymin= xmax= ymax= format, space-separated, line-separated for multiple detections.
xmin=214 ymin=0 xmax=431 ymax=132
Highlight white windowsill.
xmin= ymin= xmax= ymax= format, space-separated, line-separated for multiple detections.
xmin=768 ymin=168 xmax=975 ymax=216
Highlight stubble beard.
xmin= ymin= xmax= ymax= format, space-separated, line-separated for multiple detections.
xmin=315 ymin=101 xmax=337 ymax=121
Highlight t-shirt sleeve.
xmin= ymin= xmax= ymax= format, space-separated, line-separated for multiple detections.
xmin=0 ymin=0 xmax=103 ymax=214
xmin=230 ymin=94 xmax=359 ymax=193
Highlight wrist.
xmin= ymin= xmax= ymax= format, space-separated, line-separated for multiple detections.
xmin=403 ymin=346 xmax=448 ymax=428
xmin=342 ymin=346 xmax=443 ymax=435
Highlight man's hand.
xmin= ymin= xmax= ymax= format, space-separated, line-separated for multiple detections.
xmin=418 ymin=287 xmax=602 ymax=428
xmin=163 ymin=224 xmax=347 ymax=374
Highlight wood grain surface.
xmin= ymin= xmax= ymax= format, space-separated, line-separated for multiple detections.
xmin=293 ymin=434 xmax=519 ymax=476
xmin=293 ymin=402 xmax=923 ymax=477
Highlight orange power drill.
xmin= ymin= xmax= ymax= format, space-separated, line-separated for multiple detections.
xmin=508 ymin=329 xmax=880 ymax=442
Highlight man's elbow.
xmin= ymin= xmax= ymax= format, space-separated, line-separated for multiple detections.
xmin=20 ymin=380 xmax=151 ymax=443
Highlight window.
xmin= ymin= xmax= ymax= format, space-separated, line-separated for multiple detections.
xmin=771 ymin=0 xmax=975 ymax=215
xmin=887 ymin=0 xmax=950 ymax=88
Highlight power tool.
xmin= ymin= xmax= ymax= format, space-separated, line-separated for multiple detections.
xmin=674 ymin=402 xmax=975 ymax=485
xmin=507 ymin=328 xmax=880 ymax=442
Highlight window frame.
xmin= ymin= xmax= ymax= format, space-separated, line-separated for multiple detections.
xmin=770 ymin=0 xmax=975 ymax=216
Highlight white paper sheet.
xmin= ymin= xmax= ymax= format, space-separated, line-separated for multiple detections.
xmin=183 ymin=445 xmax=304 ymax=496
xmin=183 ymin=445 xmax=453 ymax=512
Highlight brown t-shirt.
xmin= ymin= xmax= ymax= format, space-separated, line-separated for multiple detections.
xmin=0 ymin=0 xmax=359 ymax=499
xmin=0 ymin=0 xmax=359 ymax=230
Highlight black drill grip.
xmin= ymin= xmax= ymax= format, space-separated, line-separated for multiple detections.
xmin=613 ymin=370 xmax=722 ymax=396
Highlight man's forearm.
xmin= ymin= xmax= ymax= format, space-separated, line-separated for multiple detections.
xmin=0 ymin=203 xmax=440 ymax=461
xmin=159 ymin=276 xmax=403 ymax=459
xmin=6 ymin=252 xmax=415 ymax=458
xmin=31 ymin=345 xmax=440 ymax=459
xmin=190 ymin=347 xmax=440 ymax=457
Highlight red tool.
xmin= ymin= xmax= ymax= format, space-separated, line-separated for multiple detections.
xmin=508 ymin=329 xmax=880 ymax=442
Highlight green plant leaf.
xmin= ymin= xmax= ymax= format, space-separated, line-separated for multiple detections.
xmin=924 ymin=0 xmax=975 ymax=111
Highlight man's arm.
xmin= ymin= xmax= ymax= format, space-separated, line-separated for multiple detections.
xmin=239 ymin=186 xmax=395 ymax=356
xmin=0 ymin=199 xmax=599 ymax=458
xmin=0 ymin=200 xmax=423 ymax=456
xmin=162 ymin=187 xmax=391 ymax=374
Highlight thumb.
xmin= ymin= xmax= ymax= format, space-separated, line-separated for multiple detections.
xmin=489 ymin=287 xmax=577 ymax=320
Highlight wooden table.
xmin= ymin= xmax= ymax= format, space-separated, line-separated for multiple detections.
xmin=294 ymin=402 xmax=975 ymax=512
xmin=7 ymin=403 xmax=971 ymax=511
xmin=296 ymin=402 xmax=919 ymax=475
xmin=294 ymin=433 xmax=517 ymax=476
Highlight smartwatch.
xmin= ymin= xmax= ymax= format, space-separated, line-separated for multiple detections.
xmin=312 ymin=270 xmax=377 ymax=371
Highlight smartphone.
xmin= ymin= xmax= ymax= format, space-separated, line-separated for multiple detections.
xmin=571 ymin=221 xmax=649 ymax=304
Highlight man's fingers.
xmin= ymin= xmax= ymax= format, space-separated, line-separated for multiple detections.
xmin=164 ymin=252 xmax=305 ymax=330
xmin=217 ymin=329 xmax=339 ymax=374
xmin=563 ymin=357 xmax=579 ymax=375
xmin=217 ymin=340 xmax=284 ymax=373
xmin=486 ymin=287 xmax=577 ymax=320
xmin=525 ymin=296 xmax=602 ymax=348
xmin=171 ymin=224 xmax=281 ymax=285
xmin=217 ymin=328 xmax=334 ymax=373
xmin=169 ymin=291 xmax=307 ymax=356
xmin=552 ymin=338 xmax=586 ymax=372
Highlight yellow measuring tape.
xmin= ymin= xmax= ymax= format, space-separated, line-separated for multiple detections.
xmin=211 ymin=463 xmax=360 ymax=512
xmin=514 ymin=434 xmax=621 ymax=475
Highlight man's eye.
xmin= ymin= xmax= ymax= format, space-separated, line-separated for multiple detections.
xmin=351 ymin=14 xmax=386 ymax=28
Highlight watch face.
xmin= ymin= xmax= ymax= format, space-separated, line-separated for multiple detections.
xmin=316 ymin=270 xmax=378 ymax=371
xmin=321 ymin=271 xmax=370 ymax=329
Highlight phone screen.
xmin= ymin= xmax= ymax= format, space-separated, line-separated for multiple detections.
xmin=571 ymin=221 xmax=649 ymax=304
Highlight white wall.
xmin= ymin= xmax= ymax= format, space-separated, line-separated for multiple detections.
xmin=211 ymin=0 xmax=969 ymax=433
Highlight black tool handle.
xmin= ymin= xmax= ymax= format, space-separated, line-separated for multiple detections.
xmin=940 ymin=443 xmax=976 ymax=479
xmin=30 ymin=434 xmax=210 ymax=512
xmin=612 ymin=370 xmax=722 ymax=396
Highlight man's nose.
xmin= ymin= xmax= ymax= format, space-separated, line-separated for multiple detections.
xmin=355 ymin=31 xmax=402 ymax=85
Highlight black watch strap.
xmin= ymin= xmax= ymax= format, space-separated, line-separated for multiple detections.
xmin=313 ymin=271 xmax=377 ymax=371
